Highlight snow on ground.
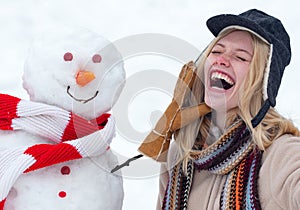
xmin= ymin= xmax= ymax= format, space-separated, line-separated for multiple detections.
xmin=0 ymin=1 xmax=299 ymax=209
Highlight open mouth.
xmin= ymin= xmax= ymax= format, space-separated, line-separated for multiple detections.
xmin=67 ymin=86 xmax=99 ymax=104
xmin=210 ymin=71 xmax=235 ymax=90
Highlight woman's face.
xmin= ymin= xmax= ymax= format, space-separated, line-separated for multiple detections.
xmin=204 ymin=30 xmax=254 ymax=112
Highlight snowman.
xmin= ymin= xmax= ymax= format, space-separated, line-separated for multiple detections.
xmin=0 ymin=28 xmax=125 ymax=210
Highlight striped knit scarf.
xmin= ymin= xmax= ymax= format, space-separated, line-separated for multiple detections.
xmin=0 ymin=94 xmax=112 ymax=209
xmin=162 ymin=120 xmax=263 ymax=210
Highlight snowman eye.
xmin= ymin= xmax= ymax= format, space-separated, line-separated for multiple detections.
xmin=92 ymin=54 xmax=102 ymax=63
xmin=64 ymin=52 xmax=73 ymax=61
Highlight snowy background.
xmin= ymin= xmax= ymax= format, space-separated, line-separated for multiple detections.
xmin=1 ymin=0 xmax=299 ymax=209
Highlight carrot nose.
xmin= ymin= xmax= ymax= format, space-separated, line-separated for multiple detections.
xmin=76 ymin=70 xmax=96 ymax=86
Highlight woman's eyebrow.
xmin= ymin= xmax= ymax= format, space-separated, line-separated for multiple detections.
xmin=215 ymin=43 xmax=253 ymax=57
xmin=236 ymin=48 xmax=253 ymax=57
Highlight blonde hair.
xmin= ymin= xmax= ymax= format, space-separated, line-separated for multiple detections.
xmin=173 ymin=29 xmax=300 ymax=171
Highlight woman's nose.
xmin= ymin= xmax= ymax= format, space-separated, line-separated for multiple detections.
xmin=216 ymin=54 xmax=230 ymax=67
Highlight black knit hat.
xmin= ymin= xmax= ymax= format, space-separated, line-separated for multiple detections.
xmin=206 ymin=9 xmax=291 ymax=128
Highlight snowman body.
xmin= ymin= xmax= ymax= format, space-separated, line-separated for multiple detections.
xmin=1 ymin=130 xmax=123 ymax=210
xmin=0 ymin=28 xmax=125 ymax=210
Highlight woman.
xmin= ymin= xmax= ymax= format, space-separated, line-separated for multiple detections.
xmin=157 ymin=9 xmax=300 ymax=209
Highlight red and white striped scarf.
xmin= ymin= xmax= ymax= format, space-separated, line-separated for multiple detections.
xmin=0 ymin=94 xmax=113 ymax=209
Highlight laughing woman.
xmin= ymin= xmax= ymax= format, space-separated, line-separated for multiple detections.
xmin=157 ymin=9 xmax=300 ymax=209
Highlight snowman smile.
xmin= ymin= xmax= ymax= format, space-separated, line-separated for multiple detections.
xmin=67 ymin=86 xmax=99 ymax=103
xmin=210 ymin=71 xmax=235 ymax=90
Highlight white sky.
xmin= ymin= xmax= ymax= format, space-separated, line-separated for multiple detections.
xmin=1 ymin=1 xmax=299 ymax=209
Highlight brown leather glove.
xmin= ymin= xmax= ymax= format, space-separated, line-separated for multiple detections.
xmin=138 ymin=61 xmax=211 ymax=162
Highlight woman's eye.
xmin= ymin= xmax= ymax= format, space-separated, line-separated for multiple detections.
xmin=237 ymin=56 xmax=247 ymax=61
xmin=211 ymin=50 xmax=221 ymax=54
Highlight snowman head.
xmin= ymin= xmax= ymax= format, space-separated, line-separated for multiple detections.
xmin=23 ymin=28 xmax=125 ymax=119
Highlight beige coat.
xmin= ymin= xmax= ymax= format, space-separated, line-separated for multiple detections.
xmin=157 ymin=134 xmax=300 ymax=209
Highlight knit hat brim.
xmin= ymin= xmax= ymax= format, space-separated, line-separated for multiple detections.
xmin=207 ymin=14 xmax=271 ymax=44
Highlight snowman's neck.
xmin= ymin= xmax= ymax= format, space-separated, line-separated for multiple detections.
xmin=0 ymin=93 xmax=111 ymax=142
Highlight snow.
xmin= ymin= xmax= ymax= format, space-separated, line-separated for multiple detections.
xmin=0 ymin=1 xmax=299 ymax=210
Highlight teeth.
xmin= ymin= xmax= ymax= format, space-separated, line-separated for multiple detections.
xmin=211 ymin=72 xmax=234 ymax=85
